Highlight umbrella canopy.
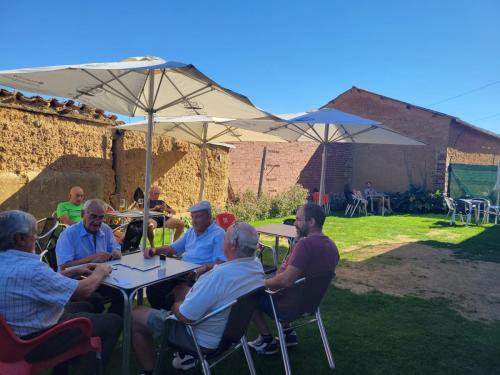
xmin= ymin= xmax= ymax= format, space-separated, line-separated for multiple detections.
xmin=256 ymin=108 xmax=425 ymax=202
xmin=117 ymin=115 xmax=287 ymax=200
xmin=0 ymin=56 xmax=272 ymax=251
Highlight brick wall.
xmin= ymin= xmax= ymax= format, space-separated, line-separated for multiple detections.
xmin=228 ymin=141 xmax=353 ymax=195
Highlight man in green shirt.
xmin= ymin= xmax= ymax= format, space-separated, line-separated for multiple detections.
xmin=56 ymin=186 xmax=85 ymax=225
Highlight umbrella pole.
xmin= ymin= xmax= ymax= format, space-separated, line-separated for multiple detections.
xmin=141 ymin=73 xmax=155 ymax=251
xmin=199 ymin=123 xmax=208 ymax=201
xmin=319 ymin=125 xmax=330 ymax=206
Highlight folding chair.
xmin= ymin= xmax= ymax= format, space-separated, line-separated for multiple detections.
xmin=0 ymin=315 xmax=102 ymax=375
xmin=154 ymin=287 xmax=264 ymax=375
xmin=482 ymin=201 xmax=500 ymax=224
xmin=117 ymin=220 xmax=144 ymax=253
xmin=267 ymin=272 xmax=335 ymax=375
xmin=35 ymin=217 xmax=62 ymax=271
xmin=256 ymin=243 xmax=278 ymax=275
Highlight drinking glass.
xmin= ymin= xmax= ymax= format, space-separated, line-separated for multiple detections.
xmin=119 ymin=198 xmax=126 ymax=212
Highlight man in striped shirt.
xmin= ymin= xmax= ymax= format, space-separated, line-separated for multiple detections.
xmin=0 ymin=210 xmax=122 ymax=374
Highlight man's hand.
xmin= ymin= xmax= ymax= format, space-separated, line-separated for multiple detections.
xmin=78 ymin=263 xmax=96 ymax=277
xmin=143 ymin=247 xmax=156 ymax=259
xmin=111 ymin=250 xmax=122 ymax=260
xmin=92 ymin=252 xmax=112 ymax=263
xmin=93 ymin=264 xmax=112 ymax=279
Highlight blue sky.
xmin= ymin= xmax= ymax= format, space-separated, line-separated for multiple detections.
xmin=2 ymin=0 xmax=499 ymax=134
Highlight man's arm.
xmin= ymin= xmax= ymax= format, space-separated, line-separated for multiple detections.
xmin=72 ymin=264 xmax=112 ymax=300
xmin=172 ymin=301 xmax=193 ymax=323
xmin=56 ymin=203 xmax=77 ymax=225
xmin=60 ymin=252 xmax=112 ymax=271
xmin=265 ymin=264 xmax=302 ymax=290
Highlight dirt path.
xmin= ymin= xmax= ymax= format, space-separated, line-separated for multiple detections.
xmin=334 ymin=243 xmax=500 ymax=321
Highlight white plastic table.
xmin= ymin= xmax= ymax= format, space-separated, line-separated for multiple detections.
xmin=103 ymin=251 xmax=199 ymax=375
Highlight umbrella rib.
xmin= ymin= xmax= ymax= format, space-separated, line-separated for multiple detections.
xmin=162 ymin=73 xmax=206 ymax=115
xmin=306 ymin=123 xmax=325 ymax=142
xmin=108 ymin=70 xmax=148 ymax=111
xmin=77 ymin=69 xmax=147 ymax=112
xmin=331 ymin=125 xmax=378 ymax=142
xmin=175 ymin=123 xmax=204 ymax=142
xmin=327 ymin=127 xmax=342 ymax=142
xmin=151 ymin=69 xmax=166 ymax=110
xmin=205 ymin=126 xmax=238 ymax=143
xmin=153 ymin=84 xmax=214 ymax=113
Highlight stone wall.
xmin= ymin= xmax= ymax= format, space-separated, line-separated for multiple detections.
xmin=0 ymin=106 xmax=114 ymax=219
xmin=113 ymin=131 xmax=229 ymax=211
xmin=0 ymin=95 xmax=230 ymax=218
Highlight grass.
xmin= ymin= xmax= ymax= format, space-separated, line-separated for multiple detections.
xmin=112 ymin=212 xmax=500 ymax=374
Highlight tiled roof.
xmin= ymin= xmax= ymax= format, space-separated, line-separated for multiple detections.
xmin=328 ymin=86 xmax=500 ymax=140
xmin=0 ymin=88 xmax=121 ymax=125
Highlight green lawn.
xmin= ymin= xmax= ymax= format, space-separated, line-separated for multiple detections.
xmin=114 ymin=213 xmax=500 ymax=374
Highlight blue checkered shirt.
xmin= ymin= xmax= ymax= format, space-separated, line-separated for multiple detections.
xmin=56 ymin=221 xmax=120 ymax=269
xmin=0 ymin=250 xmax=78 ymax=337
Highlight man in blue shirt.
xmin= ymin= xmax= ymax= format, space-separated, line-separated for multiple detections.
xmin=56 ymin=199 xmax=121 ymax=270
xmin=0 ymin=210 xmax=122 ymax=374
xmin=56 ymin=198 xmax=123 ymax=315
xmin=144 ymin=200 xmax=226 ymax=309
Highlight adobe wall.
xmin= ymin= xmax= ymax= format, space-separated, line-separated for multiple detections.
xmin=0 ymin=105 xmax=115 ymax=219
xmin=326 ymin=88 xmax=450 ymax=191
xmin=113 ymin=131 xmax=230 ymax=211
xmin=0 ymin=99 xmax=230 ymax=218
xmin=228 ymin=141 xmax=353 ymax=195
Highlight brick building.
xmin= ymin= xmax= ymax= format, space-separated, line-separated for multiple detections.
xmin=228 ymin=87 xmax=500 ymax=197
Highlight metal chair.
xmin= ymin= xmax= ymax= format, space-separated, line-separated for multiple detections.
xmin=35 ymin=217 xmax=62 ymax=271
xmin=444 ymin=196 xmax=470 ymax=225
xmin=482 ymin=201 xmax=500 ymax=224
xmin=154 ymin=287 xmax=264 ymax=375
xmin=0 ymin=315 xmax=101 ymax=375
xmin=267 ymin=272 xmax=335 ymax=375
xmin=256 ymin=243 xmax=278 ymax=275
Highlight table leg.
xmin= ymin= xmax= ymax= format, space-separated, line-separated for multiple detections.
xmin=381 ymin=197 xmax=385 ymax=216
xmin=121 ymin=289 xmax=137 ymax=375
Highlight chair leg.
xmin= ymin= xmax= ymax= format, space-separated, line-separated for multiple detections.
xmin=187 ymin=326 xmax=211 ymax=375
xmin=316 ymin=308 xmax=335 ymax=369
xmin=276 ymin=321 xmax=292 ymax=375
xmin=344 ymin=203 xmax=351 ymax=216
xmin=269 ymin=296 xmax=292 ymax=375
xmin=241 ymin=336 xmax=257 ymax=375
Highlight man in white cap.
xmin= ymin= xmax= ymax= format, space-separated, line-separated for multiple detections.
xmin=144 ymin=200 xmax=226 ymax=309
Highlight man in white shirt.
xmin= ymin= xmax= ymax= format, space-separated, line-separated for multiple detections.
xmin=132 ymin=222 xmax=264 ymax=374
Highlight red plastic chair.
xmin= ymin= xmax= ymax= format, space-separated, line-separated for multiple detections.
xmin=215 ymin=212 xmax=236 ymax=231
xmin=312 ymin=192 xmax=320 ymax=205
xmin=0 ymin=315 xmax=101 ymax=375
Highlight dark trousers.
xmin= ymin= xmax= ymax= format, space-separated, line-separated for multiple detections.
xmin=24 ymin=301 xmax=123 ymax=375
xmin=146 ymin=279 xmax=178 ymax=310
xmin=86 ymin=285 xmax=125 ymax=317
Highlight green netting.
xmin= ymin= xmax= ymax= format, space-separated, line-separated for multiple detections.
xmin=448 ymin=163 xmax=499 ymax=201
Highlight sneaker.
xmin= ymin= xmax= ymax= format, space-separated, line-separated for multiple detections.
xmin=275 ymin=330 xmax=298 ymax=347
xmin=248 ymin=335 xmax=279 ymax=355
xmin=172 ymin=352 xmax=196 ymax=370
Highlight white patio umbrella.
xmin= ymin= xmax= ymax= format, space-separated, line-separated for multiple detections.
xmin=243 ymin=108 xmax=426 ymax=203
xmin=116 ymin=115 xmax=287 ymax=200
xmin=0 ymin=56 xmax=271 ymax=251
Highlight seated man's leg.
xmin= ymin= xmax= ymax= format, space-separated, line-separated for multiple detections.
xmin=96 ymin=284 xmax=124 ymax=316
xmin=148 ymin=219 xmax=158 ymax=247
xmin=146 ymin=279 xmax=178 ymax=310
xmin=70 ymin=311 xmax=123 ymax=375
xmin=165 ymin=217 xmax=185 ymax=241
xmin=132 ymin=306 xmax=158 ymax=373
xmin=248 ymin=295 xmax=278 ymax=354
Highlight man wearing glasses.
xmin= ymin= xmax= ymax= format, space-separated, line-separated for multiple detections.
xmin=133 ymin=221 xmax=264 ymax=374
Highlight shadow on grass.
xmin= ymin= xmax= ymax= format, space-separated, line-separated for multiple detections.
xmin=423 ymin=223 xmax=500 ymax=263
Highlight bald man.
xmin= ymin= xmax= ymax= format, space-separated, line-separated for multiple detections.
xmin=56 ymin=186 xmax=85 ymax=225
